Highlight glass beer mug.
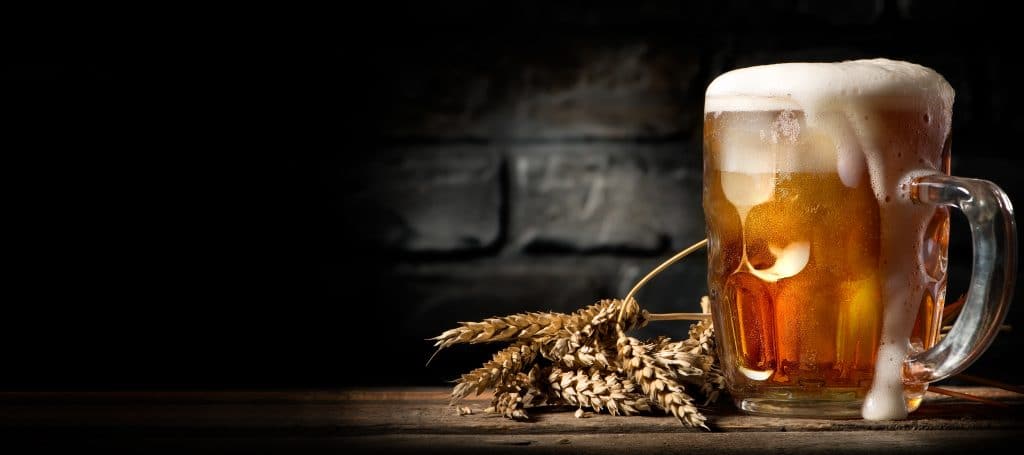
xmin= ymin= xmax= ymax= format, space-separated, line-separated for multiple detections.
xmin=702 ymin=59 xmax=1016 ymax=419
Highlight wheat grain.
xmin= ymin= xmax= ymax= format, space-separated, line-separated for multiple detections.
xmin=489 ymin=372 xmax=532 ymax=421
xmin=489 ymin=365 xmax=553 ymax=421
xmin=431 ymin=312 xmax=570 ymax=350
xmin=545 ymin=299 xmax=645 ymax=361
xmin=439 ymin=295 xmax=722 ymax=427
xmin=431 ymin=300 xmax=640 ymax=356
xmin=554 ymin=341 xmax=616 ymax=369
xmin=616 ymin=328 xmax=707 ymax=429
xmin=451 ymin=342 xmax=536 ymax=403
xmin=547 ymin=367 xmax=652 ymax=416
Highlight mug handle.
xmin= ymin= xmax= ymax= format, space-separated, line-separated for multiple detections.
xmin=907 ymin=174 xmax=1016 ymax=382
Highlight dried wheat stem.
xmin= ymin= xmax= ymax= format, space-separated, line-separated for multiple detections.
xmin=954 ymin=374 xmax=1024 ymax=395
xmin=437 ymin=289 xmax=723 ymax=427
xmin=619 ymin=238 xmax=708 ymax=325
xmin=941 ymin=294 xmax=967 ymax=325
xmin=451 ymin=342 xmax=536 ymax=403
xmin=645 ymin=312 xmax=712 ymax=322
xmin=928 ymin=386 xmax=1011 ymax=408
xmin=940 ymin=324 xmax=1011 ymax=333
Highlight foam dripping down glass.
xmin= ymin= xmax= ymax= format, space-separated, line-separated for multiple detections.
xmin=703 ymin=59 xmax=1016 ymax=419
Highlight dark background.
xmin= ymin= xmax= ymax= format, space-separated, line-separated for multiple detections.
xmin=4 ymin=1 xmax=1023 ymax=390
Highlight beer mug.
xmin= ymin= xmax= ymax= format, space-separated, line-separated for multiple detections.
xmin=703 ymin=59 xmax=1016 ymax=419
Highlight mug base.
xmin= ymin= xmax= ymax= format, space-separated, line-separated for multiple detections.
xmin=736 ymin=397 xmax=865 ymax=418
xmin=735 ymin=390 xmax=924 ymax=419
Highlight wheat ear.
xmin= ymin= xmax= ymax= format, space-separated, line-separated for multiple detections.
xmin=451 ymin=342 xmax=536 ymax=403
xmin=548 ymin=367 xmax=652 ymax=416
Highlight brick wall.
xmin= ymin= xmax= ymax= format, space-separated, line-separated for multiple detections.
xmin=305 ymin=1 xmax=1024 ymax=387
xmin=6 ymin=2 xmax=1022 ymax=390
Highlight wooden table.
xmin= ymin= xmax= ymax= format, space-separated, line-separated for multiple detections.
xmin=0 ymin=387 xmax=1021 ymax=453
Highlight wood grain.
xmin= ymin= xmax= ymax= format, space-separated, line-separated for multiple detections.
xmin=0 ymin=387 xmax=1020 ymax=453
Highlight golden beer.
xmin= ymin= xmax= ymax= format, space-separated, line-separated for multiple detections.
xmin=704 ymin=108 xmax=950 ymax=414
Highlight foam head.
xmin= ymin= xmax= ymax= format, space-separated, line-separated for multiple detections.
xmin=705 ymin=59 xmax=954 ymax=179
xmin=704 ymin=58 xmax=954 ymax=117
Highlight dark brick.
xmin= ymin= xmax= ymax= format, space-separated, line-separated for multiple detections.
xmin=495 ymin=44 xmax=700 ymax=140
xmin=379 ymin=38 xmax=701 ymax=140
xmin=338 ymin=145 xmax=502 ymax=252
xmin=510 ymin=143 xmax=704 ymax=254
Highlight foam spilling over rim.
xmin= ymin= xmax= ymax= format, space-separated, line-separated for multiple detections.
xmin=705 ymin=59 xmax=953 ymax=115
xmin=705 ymin=59 xmax=956 ymax=421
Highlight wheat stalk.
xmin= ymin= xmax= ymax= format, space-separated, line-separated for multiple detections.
xmin=437 ymin=240 xmax=718 ymax=428
xmin=548 ymin=367 xmax=652 ymax=416
xmin=437 ymin=304 xmax=720 ymax=427
xmin=436 ymin=301 xmax=720 ymax=428
xmin=551 ymin=340 xmax=617 ymax=370
xmin=489 ymin=373 xmax=532 ymax=421
xmin=430 ymin=299 xmax=643 ymax=361
xmin=487 ymin=365 xmax=553 ymax=420
xmin=451 ymin=342 xmax=536 ymax=403
xmin=616 ymin=328 xmax=708 ymax=429
xmin=430 ymin=311 xmax=570 ymax=350
xmin=543 ymin=299 xmax=644 ymax=362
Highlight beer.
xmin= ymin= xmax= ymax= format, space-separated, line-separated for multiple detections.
xmin=704 ymin=59 xmax=955 ymax=417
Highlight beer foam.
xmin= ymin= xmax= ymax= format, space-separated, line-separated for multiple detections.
xmin=706 ymin=59 xmax=955 ymax=421
xmin=714 ymin=111 xmax=840 ymax=176
xmin=705 ymin=59 xmax=953 ymax=118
